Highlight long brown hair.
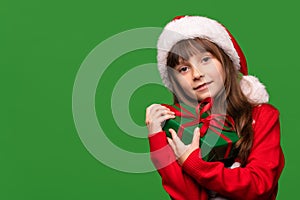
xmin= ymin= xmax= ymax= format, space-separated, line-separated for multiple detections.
xmin=166 ymin=38 xmax=254 ymax=166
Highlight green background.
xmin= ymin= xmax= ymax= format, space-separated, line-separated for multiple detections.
xmin=1 ymin=0 xmax=299 ymax=199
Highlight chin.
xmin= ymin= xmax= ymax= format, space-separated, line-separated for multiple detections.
xmin=196 ymin=93 xmax=212 ymax=101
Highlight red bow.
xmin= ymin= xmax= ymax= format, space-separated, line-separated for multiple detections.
xmin=163 ymin=97 xmax=236 ymax=158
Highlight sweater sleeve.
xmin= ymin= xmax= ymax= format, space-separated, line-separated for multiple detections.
xmin=181 ymin=104 xmax=285 ymax=200
xmin=149 ymin=131 xmax=207 ymax=200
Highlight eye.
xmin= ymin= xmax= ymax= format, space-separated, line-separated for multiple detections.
xmin=179 ymin=66 xmax=189 ymax=73
xmin=201 ymin=56 xmax=212 ymax=64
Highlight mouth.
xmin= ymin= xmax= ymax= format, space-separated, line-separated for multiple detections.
xmin=193 ymin=81 xmax=213 ymax=91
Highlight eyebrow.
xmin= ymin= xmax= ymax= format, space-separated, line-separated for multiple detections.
xmin=175 ymin=52 xmax=214 ymax=68
xmin=175 ymin=59 xmax=190 ymax=69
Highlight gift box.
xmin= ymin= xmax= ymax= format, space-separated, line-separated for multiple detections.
xmin=162 ymin=98 xmax=239 ymax=162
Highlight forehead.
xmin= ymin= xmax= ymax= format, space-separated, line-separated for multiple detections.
xmin=177 ymin=51 xmax=211 ymax=64
xmin=170 ymin=39 xmax=206 ymax=56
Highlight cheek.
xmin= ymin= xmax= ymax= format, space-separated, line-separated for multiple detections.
xmin=208 ymin=64 xmax=225 ymax=82
xmin=174 ymin=74 xmax=193 ymax=88
xmin=214 ymin=70 xmax=225 ymax=82
xmin=218 ymin=69 xmax=226 ymax=83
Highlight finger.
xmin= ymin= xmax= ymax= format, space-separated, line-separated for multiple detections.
xmin=146 ymin=104 xmax=167 ymax=114
xmin=146 ymin=114 xmax=175 ymax=130
xmin=156 ymin=114 xmax=176 ymax=123
xmin=149 ymin=108 xmax=171 ymax=122
xmin=146 ymin=104 xmax=175 ymax=126
xmin=154 ymin=106 xmax=173 ymax=116
xmin=146 ymin=103 xmax=160 ymax=110
xmin=152 ymin=110 xmax=175 ymax=119
xmin=191 ymin=127 xmax=201 ymax=148
xmin=169 ymin=128 xmax=177 ymax=139
xmin=150 ymin=104 xmax=170 ymax=113
xmin=146 ymin=104 xmax=168 ymax=124
xmin=153 ymin=104 xmax=169 ymax=111
xmin=146 ymin=104 xmax=161 ymax=117
xmin=146 ymin=104 xmax=159 ymax=115
xmin=145 ymin=104 xmax=159 ymax=124
xmin=169 ymin=128 xmax=182 ymax=144
xmin=167 ymin=137 xmax=175 ymax=150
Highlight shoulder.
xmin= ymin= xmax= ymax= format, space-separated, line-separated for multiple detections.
xmin=252 ymin=103 xmax=279 ymax=120
xmin=252 ymin=104 xmax=280 ymax=133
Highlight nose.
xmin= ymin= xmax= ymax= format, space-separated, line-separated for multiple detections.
xmin=192 ymin=66 xmax=204 ymax=79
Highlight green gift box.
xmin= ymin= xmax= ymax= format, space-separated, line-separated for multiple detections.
xmin=162 ymin=99 xmax=239 ymax=162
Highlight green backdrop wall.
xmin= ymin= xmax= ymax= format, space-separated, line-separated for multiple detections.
xmin=2 ymin=0 xmax=299 ymax=199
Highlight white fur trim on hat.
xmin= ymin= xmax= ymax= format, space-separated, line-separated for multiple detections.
xmin=240 ymin=75 xmax=269 ymax=103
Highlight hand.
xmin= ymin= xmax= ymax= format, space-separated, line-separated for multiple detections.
xmin=167 ymin=127 xmax=200 ymax=165
xmin=145 ymin=104 xmax=175 ymax=135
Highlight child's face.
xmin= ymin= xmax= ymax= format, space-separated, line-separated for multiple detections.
xmin=172 ymin=52 xmax=225 ymax=102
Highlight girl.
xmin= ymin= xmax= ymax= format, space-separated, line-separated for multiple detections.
xmin=145 ymin=16 xmax=284 ymax=200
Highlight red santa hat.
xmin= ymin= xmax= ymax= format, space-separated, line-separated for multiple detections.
xmin=157 ymin=15 xmax=269 ymax=104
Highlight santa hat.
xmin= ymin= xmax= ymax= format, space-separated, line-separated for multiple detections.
xmin=157 ymin=15 xmax=269 ymax=104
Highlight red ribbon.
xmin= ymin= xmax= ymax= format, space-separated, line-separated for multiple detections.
xmin=163 ymin=97 xmax=236 ymax=159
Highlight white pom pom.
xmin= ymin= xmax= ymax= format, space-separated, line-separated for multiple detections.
xmin=240 ymin=75 xmax=269 ymax=104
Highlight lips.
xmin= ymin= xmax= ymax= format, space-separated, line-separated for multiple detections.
xmin=193 ymin=81 xmax=212 ymax=91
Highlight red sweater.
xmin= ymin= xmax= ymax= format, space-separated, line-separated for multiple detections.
xmin=148 ymin=104 xmax=285 ymax=200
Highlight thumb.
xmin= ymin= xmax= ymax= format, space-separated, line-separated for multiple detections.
xmin=191 ymin=127 xmax=201 ymax=148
